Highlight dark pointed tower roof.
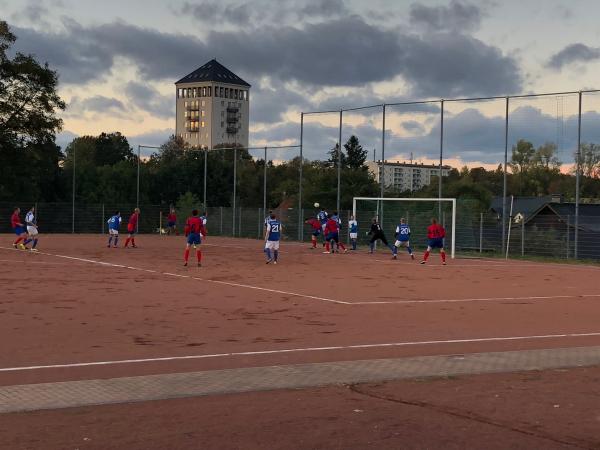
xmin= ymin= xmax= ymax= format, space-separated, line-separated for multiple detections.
xmin=175 ymin=59 xmax=251 ymax=87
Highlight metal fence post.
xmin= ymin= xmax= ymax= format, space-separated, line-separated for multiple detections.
xmin=438 ymin=99 xmax=444 ymax=219
xmin=239 ymin=207 xmax=242 ymax=237
xmin=298 ymin=113 xmax=304 ymax=240
xmin=337 ymin=110 xmax=342 ymax=212
xmin=203 ymin=149 xmax=208 ymax=208
xmin=479 ymin=212 xmax=483 ymax=253
xmin=72 ymin=144 xmax=75 ymax=234
xmin=232 ymin=147 xmax=237 ymax=236
xmin=219 ymin=206 xmax=223 ymax=235
xmin=136 ymin=144 xmax=140 ymax=209
xmin=502 ymin=96 xmax=509 ymax=251
xmin=102 ymin=203 xmax=105 ymax=234
xmin=258 ymin=207 xmax=262 ymax=239
xmin=380 ymin=104 xmax=386 ymax=225
xmin=263 ymin=146 xmax=267 ymax=215
xmin=521 ymin=214 xmax=525 ymax=257
xmin=575 ymin=91 xmax=582 ymax=259
xmin=566 ymin=215 xmax=570 ymax=259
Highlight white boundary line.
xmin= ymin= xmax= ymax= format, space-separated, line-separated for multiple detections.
xmin=1 ymin=246 xmax=598 ymax=306
xmin=2 ymin=332 xmax=600 ymax=373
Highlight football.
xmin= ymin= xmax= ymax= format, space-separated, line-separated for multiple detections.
xmin=314 ymin=202 xmax=320 ymax=208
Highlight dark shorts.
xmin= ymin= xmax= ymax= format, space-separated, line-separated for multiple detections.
xmin=428 ymin=238 xmax=444 ymax=249
xmin=167 ymin=221 xmax=176 ymax=227
xmin=13 ymin=226 xmax=25 ymax=235
xmin=326 ymin=232 xmax=339 ymax=243
xmin=187 ymin=233 xmax=201 ymax=245
xmin=312 ymin=228 xmax=321 ymax=237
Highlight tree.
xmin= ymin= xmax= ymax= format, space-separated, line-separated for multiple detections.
xmin=0 ymin=21 xmax=65 ymax=143
xmin=344 ymin=135 xmax=368 ymax=169
xmin=532 ymin=142 xmax=561 ymax=170
xmin=578 ymin=143 xmax=600 ymax=178
xmin=510 ymin=139 xmax=535 ymax=194
xmin=327 ymin=143 xmax=347 ymax=168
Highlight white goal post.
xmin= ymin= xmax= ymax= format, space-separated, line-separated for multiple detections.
xmin=352 ymin=197 xmax=457 ymax=259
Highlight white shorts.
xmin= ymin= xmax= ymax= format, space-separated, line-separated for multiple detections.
xmin=350 ymin=232 xmax=358 ymax=239
xmin=265 ymin=240 xmax=280 ymax=250
xmin=394 ymin=240 xmax=410 ymax=247
xmin=27 ymin=226 xmax=38 ymax=236
xmin=109 ymin=229 xmax=119 ymax=236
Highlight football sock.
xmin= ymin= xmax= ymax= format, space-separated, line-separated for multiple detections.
xmin=311 ymin=237 xmax=317 ymax=248
xmin=197 ymin=250 xmax=202 ymax=262
xmin=325 ymin=242 xmax=330 ymax=252
xmin=369 ymin=242 xmax=374 ymax=253
xmin=108 ymin=236 xmax=113 ymax=246
xmin=423 ymin=251 xmax=430 ymax=261
xmin=407 ymin=246 xmax=413 ymax=255
xmin=184 ymin=248 xmax=190 ymax=262
xmin=338 ymin=243 xmax=346 ymax=251
xmin=131 ymin=238 xmax=136 ymax=246
xmin=23 ymin=238 xmax=32 ymax=246
xmin=124 ymin=237 xmax=131 ymax=247
xmin=114 ymin=236 xmax=118 ymax=246
xmin=441 ymin=250 xmax=446 ymax=263
xmin=32 ymin=239 xmax=38 ymax=249
xmin=14 ymin=237 xmax=23 ymax=245
xmin=273 ymin=250 xmax=278 ymax=262
xmin=265 ymin=248 xmax=272 ymax=260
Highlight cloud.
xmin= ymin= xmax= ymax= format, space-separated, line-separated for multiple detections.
xmin=250 ymin=79 xmax=310 ymax=123
xmin=124 ymin=81 xmax=174 ymax=119
xmin=547 ymin=43 xmax=600 ymax=70
xmin=400 ymin=32 xmax=522 ymax=97
xmin=180 ymin=0 xmax=349 ymax=26
xmin=128 ymin=129 xmax=174 ymax=155
xmin=65 ymin=95 xmax=127 ymax=117
xmin=55 ymin=129 xmax=78 ymax=150
xmin=12 ymin=15 xmax=521 ymax=98
xmin=409 ymin=0 xmax=482 ymax=32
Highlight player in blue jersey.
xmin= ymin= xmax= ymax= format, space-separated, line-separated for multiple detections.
xmin=107 ymin=212 xmax=122 ymax=248
xmin=317 ymin=207 xmax=328 ymax=247
xmin=348 ymin=215 xmax=358 ymax=250
xmin=264 ymin=213 xmax=281 ymax=264
xmin=393 ymin=218 xmax=414 ymax=260
xmin=23 ymin=206 xmax=39 ymax=251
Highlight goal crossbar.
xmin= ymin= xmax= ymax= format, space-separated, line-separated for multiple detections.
xmin=352 ymin=197 xmax=456 ymax=259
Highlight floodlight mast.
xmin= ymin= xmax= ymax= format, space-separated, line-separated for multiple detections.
xmin=352 ymin=197 xmax=457 ymax=259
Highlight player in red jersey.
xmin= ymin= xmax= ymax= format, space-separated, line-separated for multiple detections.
xmin=10 ymin=207 xmax=28 ymax=250
xmin=305 ymin=217 xmax=321 ymax=249
xmin=323 ymin=216 xmax=347 ymax=254
xmin=183 ymin=209 xmax=207 ymax=267
xmin=123 ymin=208 xmax=140 ymax=248
xmin=421 ymin=218 xmax=446 ymax=265
xmin=166 ymin=208 xmax=178 ymax=235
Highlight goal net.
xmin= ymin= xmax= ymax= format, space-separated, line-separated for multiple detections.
xmin=352 ymin=197 xmax=456 ymax=258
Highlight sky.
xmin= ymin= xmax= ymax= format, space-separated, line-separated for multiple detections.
xmin=4 ymin=0 xmax=600 ymax=166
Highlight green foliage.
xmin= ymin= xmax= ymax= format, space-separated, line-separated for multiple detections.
xmin=176 ymin=191 xmax=202 ymax=217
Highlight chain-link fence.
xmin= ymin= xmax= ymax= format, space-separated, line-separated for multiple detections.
xmin=3 ymin=200 xmax=599 ymax=261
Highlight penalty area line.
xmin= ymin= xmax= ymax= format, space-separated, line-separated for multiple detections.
xmin=2 ymin=332 xmax=600 ymax=373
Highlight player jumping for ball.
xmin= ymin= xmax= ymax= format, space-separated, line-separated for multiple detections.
xmin=184 ymin=209 xmax=207 ymax=267
xmin=123 ymin=208 xmax=140 ymax=248
xmin=421 ymin=218 xmax=446 ymax=265
xmin=393 ymin=217 xmax=414 ymax=260
xmin=323 ymin=215 xmax=347 ymax=254
xmin=317 ymin=207 xmax=328 ymax=247
xmin=264 ymin=212 xmax=281 ymax=264
xmin=305 ymin=216 xmax=321 ymax=249
xmin=367 ymin=217 xmax=395 ymax=256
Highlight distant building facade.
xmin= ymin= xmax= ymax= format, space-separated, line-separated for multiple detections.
xmin=175 ymin=59 xmax=250 ymax=149
xmin=366 ymin=160 xmax=451 ymax=192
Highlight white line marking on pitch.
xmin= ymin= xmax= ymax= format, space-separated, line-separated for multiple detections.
xmin=349 ymin=294 xmax=600 ymax=305
xmin=0 ymin=247 xmax=595 ymax=306
xmin=2 ymin=332 xmax=600 ymax=373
